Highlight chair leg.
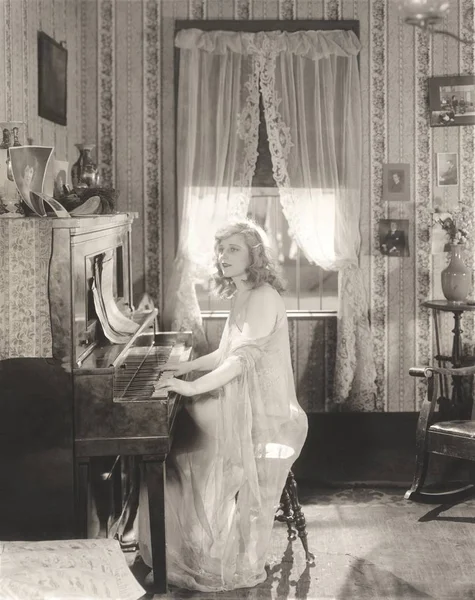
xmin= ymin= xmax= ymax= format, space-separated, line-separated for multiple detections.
xmin=286 ymin=470 xmax=315 ymax=563
xmin=404 ymin=451 xmax=430 ymax=501
xmin=406 ymin=453 xmax=475 ymax=503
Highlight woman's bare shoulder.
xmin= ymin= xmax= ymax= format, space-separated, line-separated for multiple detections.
xmin=243 ymin=285 xmax=282 ymax=338
xmin=250 ymin=283 xmax=282 ymax=305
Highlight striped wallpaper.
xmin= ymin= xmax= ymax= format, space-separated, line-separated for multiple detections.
xmin=2 ymin=0 xmax=475 ymax=411
xmin=0 ymin=0 xmax=83 ymax=165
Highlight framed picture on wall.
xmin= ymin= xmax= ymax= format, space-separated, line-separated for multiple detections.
xmin=379 ymin=219 xmax=409 ymax=257
xmin=436 ymin=152 xmax=458 ymax=187
xmin=428 ymin=75 xmax=475 ymax=127
xmin=38 ymin=31 xmax=68 ymax=126
xmin=382 ymin=163 xmax=410 ymax=202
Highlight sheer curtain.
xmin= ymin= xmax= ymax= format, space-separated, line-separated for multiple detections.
xmin=168 ymin=29 xmax=376 ymax=409
xmin=164 ymin=30 xmax=260 ymax=350
xmin=257 ymin=30 xmax=377 ymax=410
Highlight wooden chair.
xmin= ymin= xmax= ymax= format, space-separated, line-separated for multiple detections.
xmin=405 ymin=364 xmax=475 ymax=502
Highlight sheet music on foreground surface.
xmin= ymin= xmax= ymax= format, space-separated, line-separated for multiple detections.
xmin=92 ymin=253 xmax=140 ymax=345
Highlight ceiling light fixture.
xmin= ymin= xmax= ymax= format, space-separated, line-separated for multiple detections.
xmin=398 ymin=0 xmax=475 ymax=44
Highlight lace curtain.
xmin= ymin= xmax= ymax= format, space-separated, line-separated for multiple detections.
xmin=255 ymin=30 xmax=377 ymax=409
xmin=167 ymin=29 xmax=377 ymax=408
xmin=164 ymin=30 xmax=260 ymax=350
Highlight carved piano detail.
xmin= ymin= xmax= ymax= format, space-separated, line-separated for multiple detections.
xmin=0 ymin=213 xmax=191 ymax=594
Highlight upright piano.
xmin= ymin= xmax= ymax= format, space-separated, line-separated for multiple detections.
xmin=0 ymin=213 xmax=191 ymax=593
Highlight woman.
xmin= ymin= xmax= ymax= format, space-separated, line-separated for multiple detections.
xmin=139 ymin=220 xmax=308 ymax=591
xmin=15 ymin=154 xmax=38 ymax=205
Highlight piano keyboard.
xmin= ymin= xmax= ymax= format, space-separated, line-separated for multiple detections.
xmin=114 ymin=345 xmax=173 ymax=401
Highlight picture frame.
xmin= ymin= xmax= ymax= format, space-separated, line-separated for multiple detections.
xmin=436 ymin=152 xmax=458 ymax=187
xmin=9 ymin=145 xmax=54 ymax=214
xmin=428 ymin=75 xmax=475 ymax=127
xmin=382 ymin=163 xmax=410 ymax=202
xmin=378 ymin=219 xmax=410 ymax=257
xmin=52 ymin=159 xmax=69 ymax=199
xmin=38 ymin=31 xmax=67 ymax=126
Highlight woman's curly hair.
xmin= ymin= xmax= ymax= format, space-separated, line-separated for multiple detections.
xmin=211 ymin=219 xmax=286 ymax=298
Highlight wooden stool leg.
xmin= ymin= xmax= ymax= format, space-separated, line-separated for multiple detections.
xmin=286 ymin=470 xmax=315 ymax=562
xmin=276 ymin=483 xmax=296 ymax=540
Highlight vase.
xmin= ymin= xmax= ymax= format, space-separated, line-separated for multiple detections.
xmin=0 ymin=121 xmax=25 ymax=149
xmin=441 ymin=244 xmax=471 ymax=303
xmin=71 ymin=143 xmax=100 ymax=189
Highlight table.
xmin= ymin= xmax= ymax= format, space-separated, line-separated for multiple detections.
xmin=423 ymin=300 xmax=475 ymax=418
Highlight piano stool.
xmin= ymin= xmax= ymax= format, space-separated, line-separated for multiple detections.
xmin=276 ymin=470 xmax=315 ymax=563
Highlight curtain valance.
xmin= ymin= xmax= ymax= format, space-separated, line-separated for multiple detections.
xmin=175 ymin=28 xmax=361 ymax=59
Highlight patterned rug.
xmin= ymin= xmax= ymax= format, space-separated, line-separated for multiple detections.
xmin=0 ymin=538 xmax=145 ymax=600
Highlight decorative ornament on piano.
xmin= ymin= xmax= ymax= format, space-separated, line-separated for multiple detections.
xmin=71 ymin=143 xmax=100 ymax=190
xmin=0 ymin=121 xmax=26 ymax=218
xmin=59 ymin=186 xmax=118 ymax=215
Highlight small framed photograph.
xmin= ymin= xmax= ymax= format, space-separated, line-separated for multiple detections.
xmin=52 ymin=159 xmax=69 ymax=199
xmin=436 ymin=152 xmax=458 ymax=187
xmin=379 ymin=219 xmax=409 ymax=257
xmin=9 ymin=145 xmax=54 ymax=215
xmin=382 ymin=163 xmax=410 ymax=201
xmin=38 ymin=31 xmax=68 ymax=126
xmin=428 ymin=75 xmax=475 ymax=127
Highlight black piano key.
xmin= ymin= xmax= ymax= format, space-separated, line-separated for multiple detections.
xmin=114 ymin=345 xmax=173 ymax=400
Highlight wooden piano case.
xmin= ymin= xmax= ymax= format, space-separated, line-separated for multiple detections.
xmin=0 ymin=214 xmax=136 ymax=539
xmin=0 ymin=214 xmax=191 ymax=593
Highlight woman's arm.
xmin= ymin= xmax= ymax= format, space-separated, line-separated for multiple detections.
xmin=156 ymin=287 xmax=280 ymax=397
xmin=155 ymin=355 xmax=242 ymax=397
xmin=163 ymin=347 xmax=222 ymax=377
xmin=189 ymin=357 xmax=243 ymax=394
xmin=190 ymin=348 xmax=222 ymax=371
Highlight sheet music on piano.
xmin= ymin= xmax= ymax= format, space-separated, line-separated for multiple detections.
xmin=92 ymin=252 xmax=140 ymax=344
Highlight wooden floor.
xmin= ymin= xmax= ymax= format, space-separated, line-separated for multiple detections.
xmin=131 ymin=484 xmax=475 ymax=600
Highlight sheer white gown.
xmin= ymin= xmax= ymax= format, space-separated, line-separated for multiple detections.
xmin=139 ymin=302 xmax=308 ymax=591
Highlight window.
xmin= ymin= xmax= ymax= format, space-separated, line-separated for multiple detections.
xmin=196 ymin=93 xmax=338 ymax=312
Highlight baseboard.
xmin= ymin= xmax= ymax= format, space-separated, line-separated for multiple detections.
xmin=293 ymin=412 xmax=471 ymax=486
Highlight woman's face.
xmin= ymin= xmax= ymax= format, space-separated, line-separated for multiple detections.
xmin=23 ymin=164 xmax=35 ymax=187
xmin=217 ymin=233 xmax=251 ymax=279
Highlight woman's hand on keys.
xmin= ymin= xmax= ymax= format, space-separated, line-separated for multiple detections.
xmin=161 ymin=361 xmax=193 ymax=377
xmin=155 ymin=372 xmax=196 ymax=397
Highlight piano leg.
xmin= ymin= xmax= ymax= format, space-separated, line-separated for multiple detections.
xmin=143 ymin=455 xmax=167 ymax=595
xmin=76 ymin=456 xmax=122 ymax=539
xmin=76 ymin=458 xmax=90 ymax=538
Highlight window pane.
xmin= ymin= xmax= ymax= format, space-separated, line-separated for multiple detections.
xmin=194 ymin=91 xmax=338 ymax=312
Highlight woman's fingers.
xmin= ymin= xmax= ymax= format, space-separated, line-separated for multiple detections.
xmin=156 ymin=376 xmax=176 ymax=389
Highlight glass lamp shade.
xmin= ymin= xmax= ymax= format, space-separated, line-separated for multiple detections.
xmin=398 ymin=0 xmax=451 ymax=27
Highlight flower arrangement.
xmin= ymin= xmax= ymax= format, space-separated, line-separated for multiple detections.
xmin=435 ymin=212 xmax=470 ymax=246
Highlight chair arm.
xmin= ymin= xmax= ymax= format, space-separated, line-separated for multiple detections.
xmin=409 ymin=367 xmax=434 ymax=379
xmin=410 ymin=364 xmax=475 ymax=378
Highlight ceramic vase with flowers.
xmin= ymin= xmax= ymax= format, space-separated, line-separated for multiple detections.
xmin=437 ymin=214 xmax=472 ymax=303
